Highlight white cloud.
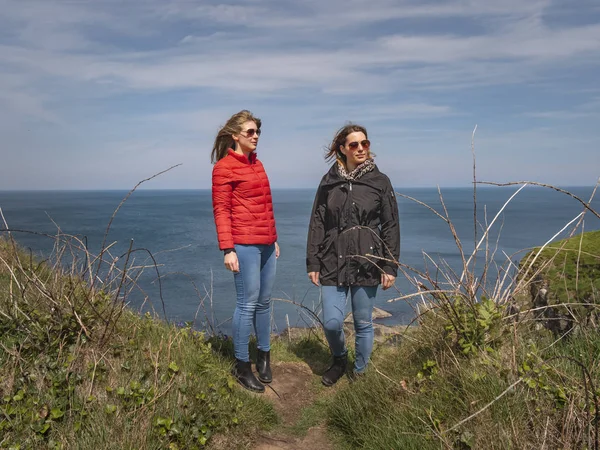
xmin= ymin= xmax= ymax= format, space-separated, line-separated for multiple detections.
xmin=162 ymin=0 xmax=553 ymax=30
xmin=0 ymin=0 xmax=598 ymax=189
xmin=524 ymin=111 xmax=593 ymax=119
xmin=2 ymin=0 xmax=599 ymax=96
xmin=522 ymin=96 xmax=600 ymax=120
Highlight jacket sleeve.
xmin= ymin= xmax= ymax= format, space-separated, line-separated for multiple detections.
xmin=212 ymin=163 xmax=234 ymax=250
xmin=306 ymin=181 xmax=327 ymax=273
xmin=380 ymin=177 xmax=400 ymax=277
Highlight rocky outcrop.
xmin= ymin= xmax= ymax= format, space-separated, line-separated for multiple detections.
xmin=518 ymin=230 xmax=600 ymax=336
xmin=343 ymin=306 xmax=392 ymax=323
xmin=279 ymin=306 xmax=405 ymax=345
xmin=528 ymin=274 xmax=574 ymax=336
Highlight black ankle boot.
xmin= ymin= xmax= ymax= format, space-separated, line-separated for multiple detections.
xmin=233 ymin=359 xmax=265 ymax=393
xmin=322 ymin=353 xmax=348 ymax=387
xmin=256 ymin=350 xmax=272 ymax=383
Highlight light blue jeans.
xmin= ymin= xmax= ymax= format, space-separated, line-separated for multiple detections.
xmin=232 ymin=244 xmax=277 ymax=362
xmin=321 ymin=285 xmax=377 ymax=374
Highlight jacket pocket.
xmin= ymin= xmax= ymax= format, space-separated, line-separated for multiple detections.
xmin=316 ymin=233 xmax=335 ymax=259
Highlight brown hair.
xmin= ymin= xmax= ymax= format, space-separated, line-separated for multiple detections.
xmin=325 ymin=123 xmax=369 ymax=163
xmin=211 ymin=110 xmax=262 ymax=163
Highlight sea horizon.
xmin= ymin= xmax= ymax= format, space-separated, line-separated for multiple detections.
xmin=1 ymin=187 xmax=599 ymax=334
xmin=1 ymin=184 xmax=598 ymax=192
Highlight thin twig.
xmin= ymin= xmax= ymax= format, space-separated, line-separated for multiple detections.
xmin=471 ymin=124 xmax=478 ymax=274
xmin=477 ymin=180 xmax=600 ymax=220
xmin=93 ymin=164 xmax=182 ymax=287
xmin=444 ymin=378 xmax=523 ymax=434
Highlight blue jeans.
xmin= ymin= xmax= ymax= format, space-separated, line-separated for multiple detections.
xmin=232 ymin=244 xmax=277 ymax=362
xmin=321 ymin=285 xmax=377 ymax=374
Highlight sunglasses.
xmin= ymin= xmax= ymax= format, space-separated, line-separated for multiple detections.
xmin=241 ymin=128 xmax=261 ymax=137
xmin=347 ymin=139 xmax=370 ymax=150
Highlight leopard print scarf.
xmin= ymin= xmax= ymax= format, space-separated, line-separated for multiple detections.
xmin=337 ymin=158 xmax=375 ymax=181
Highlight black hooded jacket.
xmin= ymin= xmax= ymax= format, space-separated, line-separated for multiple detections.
xmin=306 ymin=162 xmax=400 ymax=286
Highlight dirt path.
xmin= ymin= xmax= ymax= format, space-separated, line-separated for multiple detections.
xmin=252 ymin=362 xmax=335 ymax=450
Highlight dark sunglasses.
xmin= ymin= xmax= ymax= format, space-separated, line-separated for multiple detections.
xmin=347 ymin=139 xmax=370 ymax=150
xmin=241 ymin=128 xmax=261 ymax=137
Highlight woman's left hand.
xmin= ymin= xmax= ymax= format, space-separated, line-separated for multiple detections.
xmin=275 ymin=242 xmax=280 ymax=259
xmin=381 ymin=273 xmax=396 ymax=290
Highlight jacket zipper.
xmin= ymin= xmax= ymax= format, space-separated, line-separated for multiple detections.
xmin=345 ymin=181 xmax=353 ymax=284
xmin=250 ymin=162 xmax=273 ymax=239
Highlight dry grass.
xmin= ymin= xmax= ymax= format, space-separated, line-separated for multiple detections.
xmin=325 ymin=179 xmax=600 ymax=450
xmin=0 ymin=168 xmax=277 ymax=449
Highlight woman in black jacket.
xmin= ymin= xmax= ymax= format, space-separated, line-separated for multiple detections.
xmin=307 ymin=123 xmax=400 ymax=386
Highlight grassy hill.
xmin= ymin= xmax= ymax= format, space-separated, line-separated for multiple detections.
xmin=324 ymin=229 xmax=600 ymax=449
xmin=521 ymin=229 xmax=600 ymax=305
xmin=2 ymin=227 xmax=600 ymax=449
xmin=0 ymin=238 xmax=276 ymax=449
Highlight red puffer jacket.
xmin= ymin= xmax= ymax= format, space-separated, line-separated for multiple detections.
xmin=212 ymin=149 xmax=277 ymax=250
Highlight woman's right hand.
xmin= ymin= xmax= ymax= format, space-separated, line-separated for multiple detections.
xmin=308 ymin=271 xmax=320 ymax=286
xmin=224 ymin=252 xmax=239 ymax=272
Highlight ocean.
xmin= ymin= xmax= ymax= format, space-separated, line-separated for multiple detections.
xmin=1 ymin=187 xmax=599 ymax=334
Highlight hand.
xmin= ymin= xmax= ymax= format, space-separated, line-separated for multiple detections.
xmin=381 ymin=273 xmax=395 ymax=290
xmin=224 ymin=252 xmax=239 ymax=272
xmin=275 ymin=242 xmax=280 ymax=259
xmin=308 ymin=271 xmax=320 ymax=286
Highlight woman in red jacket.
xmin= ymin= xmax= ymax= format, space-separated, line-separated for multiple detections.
xmin=211 ymin=110 xmax=279 ymax=393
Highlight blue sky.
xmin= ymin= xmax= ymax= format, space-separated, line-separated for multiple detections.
xmin=0 ymin=0 xmax=599 ymax=190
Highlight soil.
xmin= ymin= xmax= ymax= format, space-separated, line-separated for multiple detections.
xmin=252 ymin=362 xmax=336 ymax=450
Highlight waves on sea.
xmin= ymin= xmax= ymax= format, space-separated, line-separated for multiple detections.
xmin=1 ymin=186 xmax=599 ymax=333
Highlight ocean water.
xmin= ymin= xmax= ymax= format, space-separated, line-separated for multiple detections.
xmin=1 ymin=187 xmax=599 ymax=333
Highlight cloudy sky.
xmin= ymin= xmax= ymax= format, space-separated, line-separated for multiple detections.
xmin=0 ymin=0 xmax=599 ymax=190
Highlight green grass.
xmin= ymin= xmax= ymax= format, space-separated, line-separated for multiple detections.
xmin=3 ymin=226 xmax=600 ymax=449
xmin=326 ymin=321 xmax=599 ymax=449
xmin=525 ymin=229 xmax=600 ymax=305
xmin=323 ymin=230 xmax=600 ymax=449
xmin=0 ymin=239 xmax=277 ymax=449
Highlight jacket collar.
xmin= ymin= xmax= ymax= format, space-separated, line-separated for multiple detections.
xmin=321 ymin=161 xmax=381 ymax=187
xmin=227 ymin=148 xmax=257 ymax=164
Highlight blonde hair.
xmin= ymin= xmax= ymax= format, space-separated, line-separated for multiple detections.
xmin=211 ymin=110 xmax=262 ymax=163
